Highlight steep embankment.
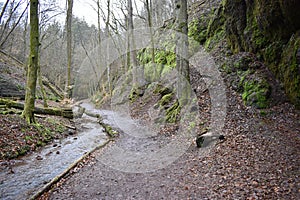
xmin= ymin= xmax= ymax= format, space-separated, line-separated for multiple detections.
xmin=189 ymin=0 xmax=300 ymax=108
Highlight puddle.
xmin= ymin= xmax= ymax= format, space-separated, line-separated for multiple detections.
xmin=0 ymin=103 xmax=108 ymax=200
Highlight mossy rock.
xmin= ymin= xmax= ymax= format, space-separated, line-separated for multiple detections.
xmin=153 ymin=84 xmax=173 ymax=96
xmin=241 ymin=77 xmax=271 ymax=109
xmin=165 ymin=100 xmax=181 ymax=123
xmin=279 ymin=32 xmax=300 ymax=108
xmin=188 ymin=19 xmax=207 ymax=44
xmin=129 ymin=87 xmax=141 ymax=103
xmin=159 ymin=93 xmax=173 ymax=107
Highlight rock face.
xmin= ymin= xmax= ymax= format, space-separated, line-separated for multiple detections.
xmin=222 ymin=0 xmax=300 ymax=107
xmin=189 ymin=0 xmax=300 ymax=108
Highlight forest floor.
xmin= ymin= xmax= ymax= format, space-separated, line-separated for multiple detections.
xmin=39 ymin=77 xmax=300 ymax=199
xmin=0 ymin=100 xmax=75 ymax=161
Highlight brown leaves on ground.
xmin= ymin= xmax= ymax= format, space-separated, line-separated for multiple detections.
xmin=0 ymin=113 xmax=71 ymax=161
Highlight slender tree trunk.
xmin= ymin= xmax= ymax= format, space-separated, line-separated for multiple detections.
xmin=65 ymin=0 xmax=73 ymax=98
xmin=146 ymin=0 xmax=155 ymax=61
xmin=146 ymin=0 xmax=155 ymax=75
xmin=128 ymin=0 xmax=138 ymax=86
xmin=38 ymin=64 xmax=48 ymax=107
xmin=0 ymin=0 xmax=10 ymax=25
xmin=22 ymin=0 xmax=39 ymax=124
xmin=97 ymin=0 xmax=101 ymax=46
xmin=175 ymin=0 xmax=190 ymax=105
xmin=105 ymin=0 xmax=111 ymax=95
xmin=23 ymin=9 xmax=29 ymax=64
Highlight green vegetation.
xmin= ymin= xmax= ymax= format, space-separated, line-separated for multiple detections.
xmin=159 ymin=93 xmax=173 ymax=107
xmin=165 ymin=100 xmax=181 ymax=123
xmin=241 ymin=79 xmax=270 ymax=109
xmin=0 ymin=114 xmax=67 ymax=160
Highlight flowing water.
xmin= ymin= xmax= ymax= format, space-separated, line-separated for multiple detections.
xmin=0 ymin=102 xmax=108 ymax=200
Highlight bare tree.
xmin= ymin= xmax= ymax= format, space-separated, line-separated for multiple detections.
xmin=22 ymin=0 xmax=39 ymax=123
xmin=127 ymin=0 xmax=139 ymax=86
xmin=0 ymin=0 xmax=10 ymax=24
xmin=0 ymin=1 xmax=29 ymax=49
xmin=145 ymin=0 xmax=155 ymax=64
xmin=65 ymin=0 xmax=73 ymax=98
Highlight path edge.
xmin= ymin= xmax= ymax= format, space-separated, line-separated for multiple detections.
xmin=29 ymin=139 xmax=112 ymax=200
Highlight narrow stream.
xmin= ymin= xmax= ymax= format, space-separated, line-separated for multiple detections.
xmin=0 ymin=102 xmax=108 ymax=200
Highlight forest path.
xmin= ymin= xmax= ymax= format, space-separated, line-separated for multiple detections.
xmin=46 ymin=92 xmax=300 ymax=199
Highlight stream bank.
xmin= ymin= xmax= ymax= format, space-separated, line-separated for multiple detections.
xmin=0 ymin=102 xmax=109 ymax=200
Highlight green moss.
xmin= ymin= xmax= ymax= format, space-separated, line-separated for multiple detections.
xmin=159 ymin=93 xmax=173 ymax=107
xmin=205 ymin=29 xmax=225 ymax=50
xmin=188 ymin=19 xmax=207 ymax=44
xmin=242 ymin=79 xmax=270 ymax=109
xmin=25 ymin=135 xmax=33 ymax=142
xmin=100 ymin=122 xmax=118 ymax=137
xmin=129 ymin=87 xmax=139 ymax=103
xmin=153 ymin=84 xmax=173 ymax=96
xmin=165 ymin=100 xmax=181 ymax=123
xmin=279 ymin=32 xmax=300 ymax=108
xmin=259 ymin=110 xmax=267 ymax=116
xmin=188 ymin=122 xmax=196 ymax=131
xmin=18 ymin=145 xmax=30 ymax=156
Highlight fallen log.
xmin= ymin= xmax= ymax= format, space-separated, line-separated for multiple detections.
xmin=0 ymin=98 xmax=73 ymax=119
xmin=42 ymin=76 xmax=64 ymax=99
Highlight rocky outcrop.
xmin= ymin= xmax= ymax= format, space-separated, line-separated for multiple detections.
xmin=222 ymin=0 xmax=300 ymax=107
xmin=190 ymin=0 xmax=300 ymax=108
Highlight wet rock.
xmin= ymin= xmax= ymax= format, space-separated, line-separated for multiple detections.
xmin=36 ymin=155 xmax=43 ymax=160
xmin=68 ymin=129 xmax=76 ymax=135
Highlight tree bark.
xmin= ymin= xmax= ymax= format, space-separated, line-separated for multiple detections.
xmin=146 ymin=0 xmax=155 ymax=63
xmin=1 ymin=98 xmax=74 ymax=119
xmin=38 ymin=63 xmax=48 ymax=108
xmin=105 ymin=0 xmax=111 ymax=95
xmin=128 ymin=0 xmax=139 ymax=86
xmin=65 ymin=0 xmax=73 ymax=98
xmin=42 ymin=76 xmax=64 ymax=99
xmin=22 ymin=0 xmax=39 ymax=124
xmin=175 ymin=0 xmax=190 ymax=105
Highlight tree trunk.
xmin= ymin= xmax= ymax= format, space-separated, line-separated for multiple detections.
xmin=146 ymin=0 xmax=155 ymax=76
xmin=42 ymin=76 xmax=64 ymax=99
xmin=65 ymin=0 xmax=73 ymax=98
xmin=22 ymin=0 xmax=39 ymax=124
xmin=128 ymin=0 xmax=138 ymax=86
xmin=97 ymin=0 xmax=101 ymax=46
xmin=105 ymin=0 xmax=111 ymax=95
xmin=175 ymin=0 xmax=190 ymax=105
xmin=1 ymin=98 xmax=74 ymax=119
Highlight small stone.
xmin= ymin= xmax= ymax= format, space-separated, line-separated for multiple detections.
xmin=36 ymin=155 xmax=43 ymax=160
xmin=219 ymin=135 xmax=225 ymax=140
xmin=56 ymin=151 xmax=60 ymax=154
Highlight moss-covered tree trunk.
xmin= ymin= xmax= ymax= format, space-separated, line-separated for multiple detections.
xmin=175 ymin=0 xmax=190 ymax=105
xmin=22 ymin=0 xmax=39 ymax=124
xmin=65 ymin=0 xmax=73 ymax=98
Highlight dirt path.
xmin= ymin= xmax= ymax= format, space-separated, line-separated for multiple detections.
xmin=43 ymin=88 xmax=300 ymax=200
